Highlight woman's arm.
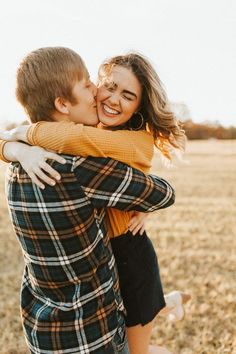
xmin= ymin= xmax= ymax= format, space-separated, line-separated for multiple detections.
xmin=0 ymin=122 xmax=154 ymax=172
xmin=26 ymin=122 xmax=154 ymax=172
xmin=0 ymin=140 xmax=10 ymax=162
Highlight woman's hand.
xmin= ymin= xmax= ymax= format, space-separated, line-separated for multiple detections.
xmin=0 ymin=125 xmax=29 ymax=143
xmin=128 ymin=211 xmax=149 ymax=236
xmin=16 ymin=145 xmax=66 ymax=189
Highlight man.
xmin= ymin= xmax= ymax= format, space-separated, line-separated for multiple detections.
xmin=0 ymin=47 xmax=175 ymax=353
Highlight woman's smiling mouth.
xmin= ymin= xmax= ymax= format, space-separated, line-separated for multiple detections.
xmin=102 ymin=104 xmax=120 ymax=116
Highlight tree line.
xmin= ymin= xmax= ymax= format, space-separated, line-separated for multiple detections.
xmin=3 ymin=111 xmax=236 ymax=140
xmin=183 ymin=120 xmax=236 ymax=140
xmin=170 ymin=102 xmax=235 ymax=140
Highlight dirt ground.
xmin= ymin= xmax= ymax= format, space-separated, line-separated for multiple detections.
xmin=0 ymin=140 xmax=235 ymax=354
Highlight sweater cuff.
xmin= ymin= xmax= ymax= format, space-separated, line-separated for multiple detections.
xmin=0 ymin=140 xmax=11 ymax=163
xmin=27 ymin=121 xmax=43 ymax=145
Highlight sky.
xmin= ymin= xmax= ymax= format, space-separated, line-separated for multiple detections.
xmin=0 ymin=0 xmax=235 ymax=127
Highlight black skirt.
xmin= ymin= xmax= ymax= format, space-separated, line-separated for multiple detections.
xmin=110 ymin=231 xmax=166 ymax=327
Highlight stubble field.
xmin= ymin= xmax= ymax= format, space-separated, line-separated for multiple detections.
xmin=0 ymin=140 xmax=235 ymax=354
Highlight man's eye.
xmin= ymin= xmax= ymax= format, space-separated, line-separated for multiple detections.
xmin=86 ymin=81 xmax=91 ymax=88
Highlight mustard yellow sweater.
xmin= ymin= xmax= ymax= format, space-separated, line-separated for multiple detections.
xmin=0 ymin=122 xmax=154 ymax=236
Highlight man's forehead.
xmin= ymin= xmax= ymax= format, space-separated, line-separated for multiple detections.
xmin=76 ymin=66 xmax=90 ymax=83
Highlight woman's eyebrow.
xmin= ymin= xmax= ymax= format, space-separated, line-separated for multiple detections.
xmin=108 ymin=80 xmax=137 ymax=98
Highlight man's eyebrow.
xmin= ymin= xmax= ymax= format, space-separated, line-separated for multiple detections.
xmin=123 ymin=90 xmax=137 ymax=98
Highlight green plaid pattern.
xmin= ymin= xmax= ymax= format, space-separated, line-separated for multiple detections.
xmin=6 ymin=155 xmax=174 ymax=353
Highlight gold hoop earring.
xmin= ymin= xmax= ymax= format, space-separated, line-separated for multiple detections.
xmin=130 ymin=112 xmax=144 ymax=131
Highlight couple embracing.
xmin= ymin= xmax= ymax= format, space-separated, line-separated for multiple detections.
xmin=0 ymin=47 xmax=189 ymax=354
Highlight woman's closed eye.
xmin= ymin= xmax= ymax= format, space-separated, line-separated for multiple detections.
xmin=122 ymin=89 xmax=137 ymax=101
xmin=123 ymin=94 xmax=133 ymax=101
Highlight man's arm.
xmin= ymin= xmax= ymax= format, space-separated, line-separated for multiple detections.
xmin=73 ymin=156 xmax=175 ymax=212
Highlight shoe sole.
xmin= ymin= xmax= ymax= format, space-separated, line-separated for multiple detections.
xmin=181 ymin=292 xmax=191 ymax=304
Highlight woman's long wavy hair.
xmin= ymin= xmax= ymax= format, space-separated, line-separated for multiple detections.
xmin=98 ymin=53 xmax=186 ymax=159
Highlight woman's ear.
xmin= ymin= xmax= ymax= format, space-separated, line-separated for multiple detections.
xmin=54 ymin=97 xmax=70 ymax=114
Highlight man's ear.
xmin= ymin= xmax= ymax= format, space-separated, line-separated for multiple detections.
xmin=54 ymin=97 xmax=70 ymax=114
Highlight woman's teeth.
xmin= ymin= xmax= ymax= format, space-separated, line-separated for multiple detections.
xmin=103 ymin=104 xmax=119 ymax=115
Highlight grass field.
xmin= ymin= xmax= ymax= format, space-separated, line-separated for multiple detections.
xmin=0 ymin=140 xmax=235 ymax=354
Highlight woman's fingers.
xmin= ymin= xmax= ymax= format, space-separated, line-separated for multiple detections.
xmin=128 ymin=217 xmax=141 ymax=230
xmin=128 ymin=219 xmax=138 ymax=232
xmin=27 ymin=163 xmax=60 ymax=189
xmin=34 ymin=167 xmax=56 ymax=186
xmin=0 ymin=129 xmax=17 ymax=141
xmin=40 ymin=162 xmax=61 ymax=181
xmin=0 ymin=126 xmax=29 ymax=142
xmin=128 ymin=220 xmax=139 ymax=231
xmin=130 ymin=222 xmax=145 ymax=236
xmin=28 ymin=172 xmax=45 ymax=190
xmin=129 ymin=212 xmax=149 ymax=236
xmin=139 ymin=224 xmax=146 ymax=235
xmin=128 ymin=217 xmax=138 ymax=229
xmin=129 ymin=220 xmax=145 ymax=236
xmin=16 ymin=145 xmax=66 ymax=188
xmin=46 ymin=152 xmax=66 ymax=165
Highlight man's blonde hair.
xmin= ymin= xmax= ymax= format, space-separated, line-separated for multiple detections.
xmin=16 ymin=47 xmax=87 ymax=123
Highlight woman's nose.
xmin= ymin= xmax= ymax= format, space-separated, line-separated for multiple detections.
xmin=107 ymin=93 xmax=120 ymax=106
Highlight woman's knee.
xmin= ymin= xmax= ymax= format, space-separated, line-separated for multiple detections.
xmin=149 ymin=345 xmax=173 ymax=354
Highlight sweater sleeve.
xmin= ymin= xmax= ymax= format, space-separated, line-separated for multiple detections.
xmin=27 ymin=121 xmax=154 ymax=172
xmin=0 ymin=140 xmax=10 ymax=163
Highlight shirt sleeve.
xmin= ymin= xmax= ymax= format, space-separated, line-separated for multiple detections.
xmin=27 ymin=121 xmax=154 ymax=172
xmin=72 ymin=156 xmax=175 ymax=212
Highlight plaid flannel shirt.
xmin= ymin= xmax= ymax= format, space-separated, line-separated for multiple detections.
xmin=6 ymin=155 xmax=175 ymax=354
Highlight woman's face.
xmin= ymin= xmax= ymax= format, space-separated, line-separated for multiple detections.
xmin=96 ymin=65 xmax=142 ymax=128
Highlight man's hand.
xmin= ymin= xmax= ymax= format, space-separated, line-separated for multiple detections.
xmin=128 ymin=211 xmax=150 ymax=236
xmin=0 ymin=125 xmax=29 ymax=143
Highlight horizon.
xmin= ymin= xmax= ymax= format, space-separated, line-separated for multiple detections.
xmin=1 ymin=115 xmax=235 ymax=131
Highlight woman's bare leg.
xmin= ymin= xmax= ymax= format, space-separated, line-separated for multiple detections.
xmin=126 ymin=320 xmax=172 ymax=354
xmin=127 ymin=320 xmax=154 ymax=354
xmin=149 ymin=345 xmax=173 ymax=354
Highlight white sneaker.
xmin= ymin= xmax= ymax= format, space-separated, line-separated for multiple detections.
xmin=164 ymin=291 xmax=191 ymax=321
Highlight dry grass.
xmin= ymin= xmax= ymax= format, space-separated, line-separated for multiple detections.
xmin=0 ymin=140 xmax=235 ymax=354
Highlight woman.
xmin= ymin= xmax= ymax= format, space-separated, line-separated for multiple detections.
xmin=0 ymin=53 xmax=189 ymax=354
